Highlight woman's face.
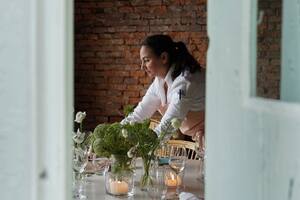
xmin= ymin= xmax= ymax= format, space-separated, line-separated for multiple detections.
xmin=140 ymin=46 xmax=168 ymax=78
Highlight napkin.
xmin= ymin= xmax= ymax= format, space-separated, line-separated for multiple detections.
xmin=179 ymin=192 xmax=200 ymax=200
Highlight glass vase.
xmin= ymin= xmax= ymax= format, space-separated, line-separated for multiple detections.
xmin=140 ymin=158 xmax=155 ymax=191
xmin=104 ymin=155 xmax=135 ymax=197
xmin=147 ymin=161 xmax=167 ymax=199
xmin=105 ymin=170 xmax=134 ymax=197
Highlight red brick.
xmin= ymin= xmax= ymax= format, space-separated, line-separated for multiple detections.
xmin=109 ymin=116 xmax=123 ymax=123
xmin=80 ymin=51 xmax=95 ymax=57
xmin=109 ymin=77 xmax=124 ymax=84
xmin=108 ymin=84 xmax=127 ymax=91
xmin=130 ymin=71 xmax=146 ymax=77
xmin=97 ymin=2 xmax=114 ymax=8
xmin=146 ymin=0 xmax=162 ymax=6
xmin=139 ymin=77 xmax=151 ymax=84
xmin=140 ymin=89 xmax=147 ymax=96
xmin=129 ymin=97 xmax=141 ymax=104
xmin=131 ymin=0 xmax=145 ymax=6
xmin=152 ymin=5 xmax=167 ymax=15
xmin=95 ymin=116 xmax=109 ymax=123
xmin=124 ymin=91 xmax=140 ymax=97
xmin=76 ymin=64 xmax=94 ymax=70
xmin=127 ymin=85 xmax=144 ymax=91
xmin=124 ymin=78 xmax=138 ymax=85
xmin=119 ymin=6 xmax=134 ymax=13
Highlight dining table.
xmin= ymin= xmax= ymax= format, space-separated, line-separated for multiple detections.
xmin=84 ymin=158 xmax=204 ymax=200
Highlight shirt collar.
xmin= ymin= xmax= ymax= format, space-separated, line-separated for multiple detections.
xmin=164 ymin=65 xmax=175 ymax=88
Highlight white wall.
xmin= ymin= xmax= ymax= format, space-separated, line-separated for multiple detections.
xmin=206 ymin=1 xmax=300 ymax=200
xmin=0 ymin=0 xmax=73 ymax=199
xmin=0 ymin=0 xmax=35 ymax=199
xmin=280 ymin=0 xmax=300 ymax=102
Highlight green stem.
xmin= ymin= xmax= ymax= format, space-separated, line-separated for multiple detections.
xmin=80 ymin=122 xmax=83 ymax=132
xmin=140 ymin=157 xmax=152 ymax=188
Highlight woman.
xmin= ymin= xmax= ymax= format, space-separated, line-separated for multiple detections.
xmin=122 ymin=34 xmax=205 ymax=142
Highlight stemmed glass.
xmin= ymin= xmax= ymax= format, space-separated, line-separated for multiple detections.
xmin=168 ymin=146 xmax=187 ymax=198
xmin=193 ymin=132 xmax=205 ymax=181
xmin=72 ymin=146 xmax=89 ymax=200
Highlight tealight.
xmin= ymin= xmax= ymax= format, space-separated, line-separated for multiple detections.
xmin=165 ymin=171 xmax=182 ymax=187
xmin=109 ymin=179 xmax=129 ymax=195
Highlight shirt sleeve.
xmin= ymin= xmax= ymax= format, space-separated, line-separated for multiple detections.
xmin=121 ymin=80 xmax=161 ymax=124
xmin=154 ymin=73 xmax=203 ymax=134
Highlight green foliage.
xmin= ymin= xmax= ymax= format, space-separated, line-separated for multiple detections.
xmin=90 ymin=122 xmax=140 ymax=174
xmin=90 ymin=120 xmax=159 ymax=159
xmin=110 ymin=155 xmax=134 ymax=175
xmin=93 ymin=123 xmax=110 ymax=139
xmin=123 ymin=104 xmax=135 ymax=117
xmin=122 ymin=120 xmax=158 ymax=159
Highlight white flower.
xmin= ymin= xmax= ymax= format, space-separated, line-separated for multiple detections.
xmin=121 ymin=129 xmax=128 ymax=138
xmin=74 ymin=111 xmax=86 ymax=123
xmin=129 ymin=121 xmax=135 ymax=126
xmin=72 ymin=128 xmax=86 ymax=144
xmin=171 ymin=118 xmax=181 ymax=129
xmin=127 ymin=148 xmax=134 ymax=158
xmin=111 ymin=154 xmax=116 ymax=160
xmin=127 ymin=143 xmax=138 ymax=158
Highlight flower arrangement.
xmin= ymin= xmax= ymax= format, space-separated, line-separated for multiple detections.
xmin=88 ymin=117 xmax=180 ymax=188
xmin=72 ymin=107 xmax=181 ymax=196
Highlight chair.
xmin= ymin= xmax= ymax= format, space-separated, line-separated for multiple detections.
xmin=149 ymin=118 xmax=160 ymax=130
xmin=156 ymin=140 xmax=198 ymax=160
xmin=149 ymin=119 xmax=200 ymax=160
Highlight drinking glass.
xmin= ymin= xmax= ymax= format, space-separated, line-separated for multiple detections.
xmin=72 ymin=146 xmax=89 ymax=199
xmin=147 ymin=161 xmax=168 ymax=199
xmin=85 ymin=153 xmax=110 ymax=176
xmin=193 ymin=133 xmax=206 ymax=181
xmin=168 ymin=146 xmax=187 ymax=198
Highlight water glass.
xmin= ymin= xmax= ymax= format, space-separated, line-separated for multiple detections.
xmin=73 ymin=171 xmax=87 ymax=200
xmin=147 ymin=163 xmax=167 ymax=199
xmin=168 ymin=146 xmax=187 ymax=198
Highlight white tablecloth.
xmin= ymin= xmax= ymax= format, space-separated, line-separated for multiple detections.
xmin=84 ymin=159 xmax=204 ymax=200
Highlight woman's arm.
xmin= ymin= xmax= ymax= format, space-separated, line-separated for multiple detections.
xmin=121 ymin=79 xmax=161 ymax=124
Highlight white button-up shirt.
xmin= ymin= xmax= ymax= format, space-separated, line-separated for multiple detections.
xmin=122 ymin=66 xmax=205 ymax=134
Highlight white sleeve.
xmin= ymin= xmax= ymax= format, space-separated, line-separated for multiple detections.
xmin=121 ymin=80 xmax=161 ymax=124
xmin=154 ymin=73 xmax=202 ymax=134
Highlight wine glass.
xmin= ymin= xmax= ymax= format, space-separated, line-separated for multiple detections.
xmin=72 ymin=146 xmax=89 ymax=199
xmin=193 ymin=132 xmax=205 ymax=181
xmin=168 ymin=146 xmax=187 ymax=198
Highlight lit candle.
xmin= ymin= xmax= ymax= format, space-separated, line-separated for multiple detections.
xmin=165 ymin=172 xmax=182 ymax=187
xmin=109 ymin=179 xmax=129 ymax=195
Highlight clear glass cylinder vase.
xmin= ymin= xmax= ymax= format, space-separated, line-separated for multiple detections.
xmin=105 ymin=170 xmax=134 ymax=196
xmin=146 ymin=162 xmax=167 ymax=199
xmin=140 ymin=158 xmax=153 ymax=191
xmin=104 ymin=155 xmax=135 ymax=197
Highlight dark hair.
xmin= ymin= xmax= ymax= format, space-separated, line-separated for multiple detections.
xmin=141 ymin=34 xmax=201 ymax=80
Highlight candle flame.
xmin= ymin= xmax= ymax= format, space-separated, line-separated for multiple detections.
xmin=171 ymin=173 xmax=175 ymax=180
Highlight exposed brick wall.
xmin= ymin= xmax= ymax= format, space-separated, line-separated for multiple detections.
xmin=75 ymin=0 xmax=208 ymax=130
xmin=256 ymin=0 xmax=282 ymax=99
